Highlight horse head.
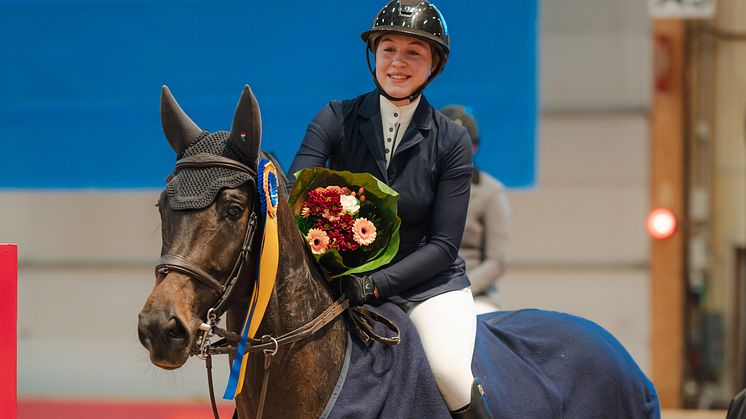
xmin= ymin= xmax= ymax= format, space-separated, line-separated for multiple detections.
xmin=138 ymin=85 xmax=264 ymax=369
xmin=138 ymin=86 xmax=348 ymax=418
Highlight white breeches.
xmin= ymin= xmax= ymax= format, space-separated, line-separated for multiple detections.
xmin=407 ymin=287 xmax=476 ymax=410
xmin=473 ymin=295 xmax=500 ymax=315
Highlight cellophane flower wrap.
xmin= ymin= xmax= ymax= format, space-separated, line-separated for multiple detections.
xmin=288 ymin=168 xmax=400 ymax=278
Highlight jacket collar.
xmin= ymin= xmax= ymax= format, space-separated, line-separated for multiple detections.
xmin=358 ymin=91 xmax=433 ymax=179
xmin=394 ymin=93 xmax=432 ymax=157
xmin=359 ymin=90 xmax=433 ymax=131
xmin=359 ymin=90 xmax=380 ymax=120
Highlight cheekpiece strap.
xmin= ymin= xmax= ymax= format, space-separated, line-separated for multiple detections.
xmin=155 ymin=254 xmax=225 ymax=295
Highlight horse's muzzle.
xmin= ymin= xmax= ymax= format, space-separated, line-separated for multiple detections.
xmin=138 ymin=309 xmax=191 ymax=369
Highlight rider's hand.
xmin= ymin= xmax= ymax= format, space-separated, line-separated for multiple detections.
xmin=342 ymin=274 xmax=377 ymax=306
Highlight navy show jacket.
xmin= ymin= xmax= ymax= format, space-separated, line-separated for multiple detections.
xmin=289 ymin=91 xmax=473 ymax=302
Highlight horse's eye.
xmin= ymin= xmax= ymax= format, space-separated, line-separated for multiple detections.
xmin=227 ymin=204 xmax=244 ymax=219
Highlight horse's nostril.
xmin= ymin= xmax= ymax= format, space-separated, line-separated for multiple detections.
xmin=138 ymin=324 xmax=152 ymax=350
xmin=165 ymin=317 xmax=188 ymax=342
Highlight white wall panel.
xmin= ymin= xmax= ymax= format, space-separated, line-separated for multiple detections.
xmin=541 ymin=0 xmax=651 ymax=110
xmin=2 ymin=192 xmax=161 ymax=264
xmin=510 ymin=113 xmax=650 ymax=265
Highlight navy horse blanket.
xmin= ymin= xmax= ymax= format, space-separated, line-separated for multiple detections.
xmin=322 ymin=302 xmax=660 ymax=419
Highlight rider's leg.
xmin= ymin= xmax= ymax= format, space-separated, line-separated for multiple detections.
xmin=407 ymin=287 xmax=477 ymax=411
xmin=450 ymin=377 xmax=494 ymax=419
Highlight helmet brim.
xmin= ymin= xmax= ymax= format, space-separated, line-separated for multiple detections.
xmin=361 ymin=27 xmax=449 ymax=56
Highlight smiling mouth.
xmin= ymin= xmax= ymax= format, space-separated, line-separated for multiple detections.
xmin=388 ymin=74 xmax=411 ymax=82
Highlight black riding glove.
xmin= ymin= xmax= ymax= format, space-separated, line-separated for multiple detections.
xmin=343 ymin=275 xmax=376 ymax=306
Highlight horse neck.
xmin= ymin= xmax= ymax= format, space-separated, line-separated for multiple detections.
xmin=267 ymin=197 xmax=340 ymax=331
xmin=229 ymin=194 xmax=348 ymax=418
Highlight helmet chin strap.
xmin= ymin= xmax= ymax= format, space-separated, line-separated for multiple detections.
xmin=365 ymin=43 xmax=437 ymax=103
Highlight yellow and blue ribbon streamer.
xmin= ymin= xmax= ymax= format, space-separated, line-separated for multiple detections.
xmin=224 ymin=159 xmax=280 ymax=400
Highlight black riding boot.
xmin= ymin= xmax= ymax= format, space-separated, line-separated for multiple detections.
xmin=450 ymin=377 xmax=494 ymax=419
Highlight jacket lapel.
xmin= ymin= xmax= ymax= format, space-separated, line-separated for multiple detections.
xmin=357 ymin=91 xmax=388 ymax=179
xmin=392 ymin=95 xmax=432 ymax=158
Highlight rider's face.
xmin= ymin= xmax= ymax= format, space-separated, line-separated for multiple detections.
xmin=374 ymin=34 xmax=433 ymax=104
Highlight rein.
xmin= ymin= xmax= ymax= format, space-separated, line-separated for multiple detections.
xmin=158 ymin=152 xmax=401 ymax=419
xmin=204 ymin=296 xmax=352 ymax=419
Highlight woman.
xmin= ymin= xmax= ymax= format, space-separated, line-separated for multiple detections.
xmin=440 ymin=105 xmax=511 ymax=314
xmin=289 ymin=1 xmax=492 ymax=418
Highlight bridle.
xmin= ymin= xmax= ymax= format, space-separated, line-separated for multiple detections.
xmin=156 ymin=153 xmax=262 ymax=365
xmin=154 ymin=152 xmax=347 ymax=419
xmin=155 ymin=152 xmax=400 ymax=419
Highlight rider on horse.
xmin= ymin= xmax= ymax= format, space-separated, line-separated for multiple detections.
xmin=288 ymin=1 xmax=492 ymax=417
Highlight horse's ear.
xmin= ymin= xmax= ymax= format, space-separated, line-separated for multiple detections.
xmin=160 ymin=85 xmax=202 ymax=155
xmin=228 ymin=85 xmax=261 ymax=163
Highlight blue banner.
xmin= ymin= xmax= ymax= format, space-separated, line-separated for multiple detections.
xmin=0 ymin=0 xmax=537 ymax=188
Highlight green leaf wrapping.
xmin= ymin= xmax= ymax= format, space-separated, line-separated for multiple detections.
xmin=288 ymin=168 xmax=401 ymax=278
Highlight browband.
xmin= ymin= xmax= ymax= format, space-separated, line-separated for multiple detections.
xmin=175 ymin=153 xmax=257 ymax=176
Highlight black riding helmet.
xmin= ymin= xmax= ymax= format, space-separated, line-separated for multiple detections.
xmin=361 ymin=0 xmax=450 ymax=102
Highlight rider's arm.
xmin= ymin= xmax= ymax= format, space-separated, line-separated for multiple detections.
xmin=370 ymin=128 xmax=473 ymax=298
xmin=287 ymin=103 xmax=342 ymax=191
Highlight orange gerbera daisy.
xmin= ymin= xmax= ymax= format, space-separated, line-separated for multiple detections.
xmin=352 ymin=218 xmax=377 ymax=246
xmin=306 ymin=228 xmax=330 ymax=255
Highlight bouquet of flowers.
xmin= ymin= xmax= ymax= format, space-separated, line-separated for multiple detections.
xmin=288 ymin=168 xmax=400 ymax=278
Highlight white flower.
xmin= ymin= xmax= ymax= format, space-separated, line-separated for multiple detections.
xmin=340 ymin=194 xmax=360 ymax=215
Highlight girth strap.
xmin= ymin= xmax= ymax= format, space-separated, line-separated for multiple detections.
xmin=155 ymin=254 xmax=225 ymax=295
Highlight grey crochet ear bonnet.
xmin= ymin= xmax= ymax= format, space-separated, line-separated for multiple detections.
xmin=165 ymin=130 xmax=253 ymax=210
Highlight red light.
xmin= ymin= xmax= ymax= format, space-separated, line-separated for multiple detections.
xmin=646 ymin=208 xmax=677 ymax=240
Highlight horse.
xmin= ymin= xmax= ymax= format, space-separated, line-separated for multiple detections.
xmin=138 ymin=85 xmax=661 ymax=419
